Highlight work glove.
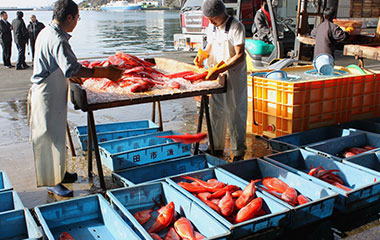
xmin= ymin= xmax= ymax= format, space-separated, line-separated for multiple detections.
xmin=193 ymin=49 xmax=209 ymax=68
xmin=206 ymin=61 xmax=227 ymax=80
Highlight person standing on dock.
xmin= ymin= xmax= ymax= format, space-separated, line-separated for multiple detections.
xmin=12 ymin=11 xmax=30 ymax=70
xmin=311 ymin=8 xmax=349 ymax=59
xmin=0 ymin=11 xmax=13 ymax=68
xmin=30 ymin=0 xmax=123 ymax=197
xmin=194 ymin=0 xmax=247 ymax=161
xmin=252 ymin=0 xmax=273 ymax=44
xmin=27 ymin=15 xmax=45 ymax=60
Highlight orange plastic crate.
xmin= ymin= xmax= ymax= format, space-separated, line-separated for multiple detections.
xmin=249 ymin=66 xmax=379 ymax=138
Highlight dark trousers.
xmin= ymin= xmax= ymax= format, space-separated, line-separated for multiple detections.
xmin=16 ymin=42 xmax=26 ymax=68
xmin=30 ymin=40 xmax=36 ymax=59
xmin=1 ymin=41 xmax=12 ymax=66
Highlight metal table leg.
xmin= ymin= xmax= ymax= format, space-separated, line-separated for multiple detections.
xmin=88 ymin=111 xmax=106 ymax=191
xmin=194 ymin=96 xmax=205 ymax=155
xmin=204 ymin=95 xmax=215 ymax=154
xmin=151 ymin=101 xmax=156 ymax=122
xmin=157 ymin=101 xmax=163 ymax=131
xmin=66 ymin=123 xmax=76 ymax=157
xmin=87 ymin=113 xmax=93 ymax=179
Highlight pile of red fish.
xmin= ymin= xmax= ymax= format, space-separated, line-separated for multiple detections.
xmin=177 ymin=176 xmax=266 ymax=223
xmin=342 ymin=145 xmax=376 ymax=158
xmin=255 ymin=177 xmax=311 ymax=206
xmin=80 ymin=52 xmax=209 ymax=93
xmin=308 ymin=166 xmax=352 ymax=191
xmin=133 ymin=201 xmax=206 ymax=240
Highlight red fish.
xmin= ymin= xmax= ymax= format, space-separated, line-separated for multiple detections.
xmin=166 ymin=71 xmax=195 ymax=79
xmin=297 ymin=195 xmax=311 ymax=205
xmin=183 ymin=72 xmax=208 ymax=82
xmin=174 ymin=217 xmax=196 ymax=240
xmin=178 ymin=182 xmax=210 ymax=193
xmin=168 ymin=81 xmax=181 ymax=89
xmin=262 ymin=177 xmax=289 ymax=193
xmin=232 ymin=190 xmax=243 ymax=198
xmin=195 ymin=232 xmax=206 ymax=240
xmin=332 ymin=182 xmax=352 ymax=191
xmin=281 ymin=187 xmax=298 ymax=205
xmin=181 ymin=176 xmax=225 ymax=191
xmin=149 ymin=202 xmax=175 ymax=233
xmin=150 ymin=233 xmax=163 ymax=240
xmin=209 ymin=185 xmax=240 ymax=199
xmin=59 ymin=232 xmax=75 ymax=240
xmin=133 ymin=209 xmax=153 ymax=225
xmin=364 ymin=146 xmax=376 ymax=150
xmin=218 ymin=191 xmax=235 ymax=217
xmin=164 ymin=227 xmax=181 ymax=240
xmin=200 ymin=198 xmax=221 ymax=213
xmin=197 ymin=192 xmax=211 ymax=202
xmin=235 ymin=181 xmax=256 ymax=209
xmin=156 ymin=133 xmax=208 ymax=144
xmin=235 ymin=197 xmax=263 ymax=223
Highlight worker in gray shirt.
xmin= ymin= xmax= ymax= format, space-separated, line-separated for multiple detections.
xmin=311 ymin=8 xmax=350 ymax=58
xmin=30 ymin=0 xmax=123 ymax=197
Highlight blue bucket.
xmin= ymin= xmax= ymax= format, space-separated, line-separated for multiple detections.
xmin=265 ymin=70 xmax=288 ymax=80
xmin=313 ymin=54 xmax=334 ymax=75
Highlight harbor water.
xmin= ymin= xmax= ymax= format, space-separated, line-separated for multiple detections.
xmin=5 ymin=10 xmax=181 ymax=63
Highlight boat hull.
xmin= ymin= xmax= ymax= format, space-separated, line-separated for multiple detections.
xmin=100 ymin=5 xmax=142 ymax=11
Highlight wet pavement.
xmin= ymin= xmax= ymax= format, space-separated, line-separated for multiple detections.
xmin=0 ymin=51 xmax=380 ymax=239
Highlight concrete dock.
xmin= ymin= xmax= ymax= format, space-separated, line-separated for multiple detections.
xmin=0 ymin=51 xmax=380 ymax=239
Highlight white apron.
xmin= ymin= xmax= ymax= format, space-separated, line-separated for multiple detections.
xmin=208 ymin=18 xmax=248 ymax=156
xmin=30 ymin=69 xmax=68 ymax=187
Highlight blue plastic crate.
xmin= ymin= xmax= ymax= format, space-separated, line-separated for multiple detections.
xmin=0 ymin=191 xmax=24 ymax=214
xmin=75 ymin=120 xmax=159 ymax=151
xmin=220 ymin=158 xmax=337 ymax=229
xmin=306 ymin=132 xmax=380 ymax=160
xmin=264 ymin=149 xmax=380 ymax=212
xmin=0 ymin=209 xmax=42 ymax=240
xmin=107 ymin=182 xmax=231 ymax=240
xmin=343 ymin=152 xmax=380 ymax=177
xmin=34 ymin=194 xmax=140 ymax=240
xmin=0 ymin=171 xmax=12 ymax=192
xmin=112 ymin=154 xmax=227 ymax=187
xmin=167 ymin=168 xmax=290 ymax=239
xmin=270 ymin=126 xmax=356 ymax=152
xmin=340 ymin=119 xmax=380 ymax=135
xmin=99 ymin=131 xmax=192 ymax=171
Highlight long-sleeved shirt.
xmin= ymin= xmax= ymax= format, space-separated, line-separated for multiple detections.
xmin=311 ymin=19 xmax=348 ymax=58
xmin=31 ymin=22 xmax=82 ymax=84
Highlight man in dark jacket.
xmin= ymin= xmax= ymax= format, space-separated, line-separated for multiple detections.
xmin=252 ymin=0 xmax=273 ymax=44
xmin=27 ymin=15 xmax=45 ymax=59
xmin=12 ymin=11 xmax=29 ymax=70
xmin=311 ymin=8 xmax=349 ymax=58
xmin=0 ymin=11 xmax=13 ymax=68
